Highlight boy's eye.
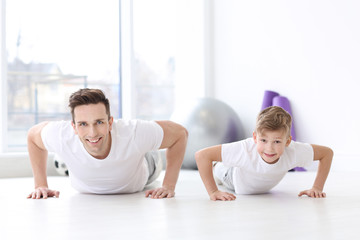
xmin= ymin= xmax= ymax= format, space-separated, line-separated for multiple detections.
xmin=275 ymin=140 xmax=281 ymax=144
xmin=261 ymin=139 xmax=266 ymax=143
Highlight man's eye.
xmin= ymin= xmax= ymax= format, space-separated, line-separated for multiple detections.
xmin=97 ymin=121 xmax=103 ymax=124
xmin=79 ymin=123 xmax=87 ymax=126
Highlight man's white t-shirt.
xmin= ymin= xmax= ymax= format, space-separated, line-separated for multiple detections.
xmin=221 ymin=138 xmax=314 ymax=194
xmin=41 ymin=119 xmax=164 ymax=194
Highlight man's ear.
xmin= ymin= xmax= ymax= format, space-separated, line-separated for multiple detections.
xmin=286 ymin=135 xmax=292 ymax=146
xmin=108 ymin=116 xmax=114 ymax=131
xmin=253 ymin=131 xmax=257 ymax=143
xmin=71 ymin=121 xmax=78 ymax=135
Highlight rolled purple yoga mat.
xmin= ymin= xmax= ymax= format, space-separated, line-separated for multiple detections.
xmin=272 ymin=96 xmax=306 ymax=171
xmin=272 ymin=96 xmax=296 ymax=141
xmin=260 ymin=91 xmax=305 ymax=171
xmin=261 ymin=90 xmax=279 ymax=110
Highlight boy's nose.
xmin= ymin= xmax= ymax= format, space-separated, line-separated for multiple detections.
xmin=266 ymin=143 xmax=274 ymax=151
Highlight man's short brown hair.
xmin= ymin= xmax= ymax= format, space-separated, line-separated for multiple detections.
xmin=68 ymin=88 xmax=111 ymax=123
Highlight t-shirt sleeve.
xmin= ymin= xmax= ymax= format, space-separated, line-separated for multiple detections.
xmin=221 ymin=139 xmax=251 ymax=168
xmin=133 ymin=120 xmax=164 ymax=152
xmin=292 ymin=141 xmax=314 ymax=168
xmin=41 ymin=121 xmax=70 ymax=153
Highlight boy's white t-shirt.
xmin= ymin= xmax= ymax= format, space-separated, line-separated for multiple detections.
xmin=221 ymin=137 xmax=314 ymax=194
xmin=41 ymin=119 xmax=164 ymax=194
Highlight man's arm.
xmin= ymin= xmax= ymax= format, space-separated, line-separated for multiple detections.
xmin=195 ymin=145 xmax=236 ymax=201
xmin=298 ymin=144 xmax=333 ymax=198
xmin=27 ymin=122 xmax=60 ymax=199
xmin=145 ymin=120 xmax=188 ymax=199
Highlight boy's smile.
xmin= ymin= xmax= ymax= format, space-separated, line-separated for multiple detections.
xmin=253 ymin=129 xmax=292 ymax=164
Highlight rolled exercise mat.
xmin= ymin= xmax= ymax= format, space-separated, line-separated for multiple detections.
xmin=272 ymin=96 xmax=296 ymax=140
xmin=261 ymin=90 xmax=279 ymax=110
xmin=272 ymin=96 xmax=305 ymax=171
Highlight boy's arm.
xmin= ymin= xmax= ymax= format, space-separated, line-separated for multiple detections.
xmin=298 ymin=144 xmax=333 ymax=198
xmin=195 ymin=145 xmax=236 ymax=201
xmin=145 ymin=120 xmax=188 ymax=199
xmin=27 ymin=122 xmax=60 ymax=199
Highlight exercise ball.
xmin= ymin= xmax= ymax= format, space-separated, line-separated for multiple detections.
xmin=171 ymin=98 xmax=244 ymax=169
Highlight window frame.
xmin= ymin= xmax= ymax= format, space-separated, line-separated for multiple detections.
xmin=0 ymin=0 xmax=7 ymax=153
xmin=1 ymin=0 xmax=124 ymax=153
xmin=0 ymin=0 xmax=213 ymax=154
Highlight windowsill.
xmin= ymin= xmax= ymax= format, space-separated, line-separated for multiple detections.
xmin=0 ymin=152 xmax=58 ymax=178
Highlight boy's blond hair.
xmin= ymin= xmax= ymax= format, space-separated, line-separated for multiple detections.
xmin=256 ymin=106 xmax=292 ymax=137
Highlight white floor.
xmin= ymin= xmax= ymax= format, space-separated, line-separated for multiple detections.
xmin=1 ymin=170 xmax=359 ymax=240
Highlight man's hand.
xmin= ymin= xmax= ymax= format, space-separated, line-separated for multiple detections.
xmin=209 ymin=190 xmax=236 ymax=201
xmin=27 ymin=187 xmax=60 ymax=199
xmin=298 ymin=187 xmax=326 ymax=198
xmin=145 ymin=187 xmax=175 ymax=199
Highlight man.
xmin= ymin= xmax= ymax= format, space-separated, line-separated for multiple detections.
xmin=27 ymin=88 xmax=188 ymax=199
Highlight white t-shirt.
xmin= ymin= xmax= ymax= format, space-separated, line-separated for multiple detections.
xmin=221 ymin=138 xmax=314 ymax=194
xmin=41 ymin=119 xmax=164 ymax=194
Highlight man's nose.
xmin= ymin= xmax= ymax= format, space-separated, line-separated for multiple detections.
xmin=88 ymin=125 xmax=97 ymax=136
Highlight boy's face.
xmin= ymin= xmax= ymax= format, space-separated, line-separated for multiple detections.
xmin=253 ymin=129 xmax=292 ymax=164
xmin=71 ymin=103 xmax=113 ymax=159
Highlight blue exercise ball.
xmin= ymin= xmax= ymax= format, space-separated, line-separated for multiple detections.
xmin=171 ymin=98 xmax=244 ymax=169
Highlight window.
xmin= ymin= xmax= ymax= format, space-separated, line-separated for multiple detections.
xmin=1 ymin=0 xmax=207 ymax=153
xmin=122 ymin=0 xmax=206 ymax=120
xmin=4 ymin=0 xmax=120 ymax=151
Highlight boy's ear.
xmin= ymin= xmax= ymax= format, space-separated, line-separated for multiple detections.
xmin=286 ymin=135 xmax=292 ymax=146
xmin=253 ymin=131 xmax=257 ymax=143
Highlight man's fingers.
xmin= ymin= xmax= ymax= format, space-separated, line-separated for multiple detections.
xmin=298 ymin=191 xmax=306 ymax=197
xmin=36 ymin=189 xmax=42 ymax=199
xmin=28 ymin=189 xmax=60 ymax=199
xmin=145 ymin=188 xmax=174 ymax=199
xmin=167 ymin=192 xmax=175 ymax=198
xmin=144 ymin=190 xmax=152 ymax=197
xmin=49 ymin=190 xmax=60 ymax=198
xmin=42 ymin=190 xmax=48 ymax=199
xmin=154 ymin=190 xmax=164 ymax=198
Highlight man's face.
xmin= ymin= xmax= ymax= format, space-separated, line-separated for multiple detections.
xmin=253 ymin=129 xmax=291 ymax=164
xmin=71 ymin=103 xmax=113 ymax=159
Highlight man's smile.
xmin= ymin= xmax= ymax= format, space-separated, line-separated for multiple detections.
xmin=87 ymin=137 xmax=102 ymax=144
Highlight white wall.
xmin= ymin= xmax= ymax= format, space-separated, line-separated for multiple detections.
xmin=0 ymin=153 xmax=58 ymax=178
xmin=212 ymin=0 xmax=360 ymax=170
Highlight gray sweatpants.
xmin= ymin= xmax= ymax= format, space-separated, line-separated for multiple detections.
xmin=145 ymin=151 xmax=163 ymax=185
xmin=213 ymin=162 xmax=235 ymax=191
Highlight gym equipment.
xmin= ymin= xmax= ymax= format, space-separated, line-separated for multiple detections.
xmin=171 ymin=98 xmax=244 ymax=169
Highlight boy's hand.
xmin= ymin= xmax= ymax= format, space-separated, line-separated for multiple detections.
xmin=210 ymin=190 xmax=236 ymax=201
xmin=298 ymin=187 xmax=326 ymax=198
xmin=145 ymin=187 xmax=175 ymax=199
xmin=27 ymin=187 xmax=60 ymax=199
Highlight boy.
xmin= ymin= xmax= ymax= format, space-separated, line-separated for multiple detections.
xmin=27 ymin=88 xmax=188 ymax=199
xmin=195 ymin=106 xmax=333 ymax=201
